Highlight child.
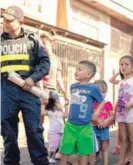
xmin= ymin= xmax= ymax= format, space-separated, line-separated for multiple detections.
xmin=114 ymin=55 xmax=133 ymax=165
xmin=109 ymin=72 xmax=122 ymax=155
xmin=60 ymin=60 xmax=108 ymax=165
xmin=44 ymin=96 xmax=65 ymax=164
xmin=110 ymin=71 xmax=131 ymax=164
xmin=40 ymin=32 xmax=69 ymax=123
xmin=90 ymin=80 xmax=114 ymax=165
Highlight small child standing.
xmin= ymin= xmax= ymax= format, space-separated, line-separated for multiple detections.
xmin=60 ymin=60 xmax=108 ymax=165
xmin=45 ymin=97 xmax=64 ymax=164
xmin=109 ymin=71 xmax=131 ymax=164
xmin=115 ymin=55 xmax=133 ymax=165
xmin=90 ymin=80 xmax=114 ymax=165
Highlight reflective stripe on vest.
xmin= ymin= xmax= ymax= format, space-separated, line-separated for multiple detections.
xmin=1 ymin=36 xmax=31 ymax=74
xmin=1 ymin=54 xmax=30 ymax=73
xmin=1 ymin=65 xmax=30 ymax=73
xmin=0 ymin=54 xmax=29 ymax=62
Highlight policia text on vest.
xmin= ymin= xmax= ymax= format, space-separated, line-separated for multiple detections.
xmin=1 ymin=29 xmax=50 ymax=82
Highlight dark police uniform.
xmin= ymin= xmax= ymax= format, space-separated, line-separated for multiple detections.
xmin=1 ymin=28 xmax=50 ymax=165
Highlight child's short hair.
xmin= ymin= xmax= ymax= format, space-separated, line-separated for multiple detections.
xmin=79 ymin=60 xmax=96 ymax=79
xmin=94 ymin=80 xmax=108 ymax=92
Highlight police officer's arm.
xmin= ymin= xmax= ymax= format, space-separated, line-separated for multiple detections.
xmin=23 ymin=42 xmax=50 ymax=91
xmin=30 ymin=42 xmax=50 ymax=82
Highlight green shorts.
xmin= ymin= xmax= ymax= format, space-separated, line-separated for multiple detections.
xmin=60 ymin=121 xmax=98 ymax=156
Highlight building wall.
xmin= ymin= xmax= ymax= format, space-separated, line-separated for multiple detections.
xmin=1 ymin=0 xmax=58 ymax=25
xmin=69 ymin=0 xmax=114 ymax=102
xmin=1 ymin=0 xmax=133 ymax=103
xmin=68 ymin=0 xmax=133 ymax=103
xmin=69 ymin=0 xmax=111 ymax=44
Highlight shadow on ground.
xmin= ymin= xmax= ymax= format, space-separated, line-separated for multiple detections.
xmin=1 ymin=130 xmax=118 ymax=165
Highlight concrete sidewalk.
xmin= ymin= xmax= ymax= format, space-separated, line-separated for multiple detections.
xmin=0 ymin=121 xmax=118 ymax=165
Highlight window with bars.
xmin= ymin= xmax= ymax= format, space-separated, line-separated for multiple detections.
xmin=111 ymin=27 xmax=132 ymax=54
xmin=53 ymin=40 xmax=103 ymax=91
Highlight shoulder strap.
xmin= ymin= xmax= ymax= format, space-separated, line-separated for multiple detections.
xmin=24 ymin=32 xmax=39 ymax=56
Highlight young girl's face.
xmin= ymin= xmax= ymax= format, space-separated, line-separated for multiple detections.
xmin=119 ymin=58 xmax=133 ymax=77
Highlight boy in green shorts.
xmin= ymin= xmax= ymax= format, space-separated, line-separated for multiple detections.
xmin=60 ymin=60 xmax=107 ymax=165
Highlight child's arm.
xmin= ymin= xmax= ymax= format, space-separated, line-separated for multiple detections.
xmin=110 ymin=102 xmax=118 ymax=125
xmin=109 ymin=72 xmax=120 ymax=84
xmin=125 ymin=102 xmax=133 ymax=112
xmin=43 ymin=110 xmax=48 ymax=116
xmin=63 ymin=105 xmax=69 ymax=119
xmin=107 ymin=111 xmax=115 ymax=125
xmin=92 ymin=101 xmax=105 ymax=122
xmin=105 ymin=102 xmax=114 ymax=125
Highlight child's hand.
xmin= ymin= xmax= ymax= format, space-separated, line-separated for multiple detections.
xmin=96 ymin=119 xmax=108 ymax=128
xmin=110 ymin=114 xmax=116 ymax=124
xmin=125 ymin=103 xmax=133 ymax=112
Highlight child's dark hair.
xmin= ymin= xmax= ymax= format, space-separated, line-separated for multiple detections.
xmin=119 ymin=69 xmax=124 ymax=80
xmin=45 ymin=98 xmax=56 ymax=112
xmin=119 ymin=55 xmax=133 ymax=79
xmin=94 ymin=80 xmax=108 ymax=92
xmin=79 ymin=60 xmax=96 ymax=79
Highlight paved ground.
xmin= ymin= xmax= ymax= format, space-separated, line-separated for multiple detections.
xmin=0 ymin=120 xmax=118 ymax=165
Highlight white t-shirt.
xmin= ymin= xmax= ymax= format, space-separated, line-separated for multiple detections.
xmin=48 ymin=110 xmax=64 ymax=133
xmin=116 ymin=77 xmax=133 ymax=122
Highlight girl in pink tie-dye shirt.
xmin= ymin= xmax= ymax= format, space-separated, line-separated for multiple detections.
xmin=114 ymin=55 xmax=133 ymax=165
xmin=90 ymin=80 xmax=114 ymax=165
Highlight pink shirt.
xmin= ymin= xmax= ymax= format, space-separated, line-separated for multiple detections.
xmin=93 ymin=101 xmax=113 ymax=127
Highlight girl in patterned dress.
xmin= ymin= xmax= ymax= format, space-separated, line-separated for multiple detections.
xmin=115 ymin=55 xmax=133 ymax=165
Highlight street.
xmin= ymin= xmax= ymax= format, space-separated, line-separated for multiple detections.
xmin=0 ymin=120 xmax=118 ymax=165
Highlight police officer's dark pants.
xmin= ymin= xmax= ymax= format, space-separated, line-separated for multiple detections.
xmin=1 ymin=80 xmax=49 ymax=165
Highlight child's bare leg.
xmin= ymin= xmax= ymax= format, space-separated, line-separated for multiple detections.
xmin=68 ymin=155 xmax=79 ymax=165
xmin=89 ymin=153 xmax=96 ymax=165
xmin=124 ymin=142 xmax=131 ymax=163
xmin=79 ymin=156 xmax=89 ymax=165
xmin=112 ymin=125 xmax=121 ymax=154
xmin=101 ymin=141 xmax=109 ymax=165
xmin=41 ymin=103 xmax=46 ymax=124
xmin=127 ymin=123 xmax=133 ymax=165
xmin=117 ymin=123 xmax=128 ymax=165
xmin=60 ymin=154 xmax=69 ymax=165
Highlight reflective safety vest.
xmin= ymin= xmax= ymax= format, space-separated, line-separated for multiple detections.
xmin=0 ymin=32 xmax=36 ymax=76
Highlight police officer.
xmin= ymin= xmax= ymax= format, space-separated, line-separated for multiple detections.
xmin=1 ymin=6 xmax=50 ymax=165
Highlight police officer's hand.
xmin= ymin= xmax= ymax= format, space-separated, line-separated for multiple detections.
xmin=23 ymin=78 xmax=34 ymax=91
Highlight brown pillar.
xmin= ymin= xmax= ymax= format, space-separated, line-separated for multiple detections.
xmin=56 ymin=0 xmax=68 ymax=30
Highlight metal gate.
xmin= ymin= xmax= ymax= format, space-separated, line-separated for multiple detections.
xmin=53 ymin=36 xmax=104 ymax=92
